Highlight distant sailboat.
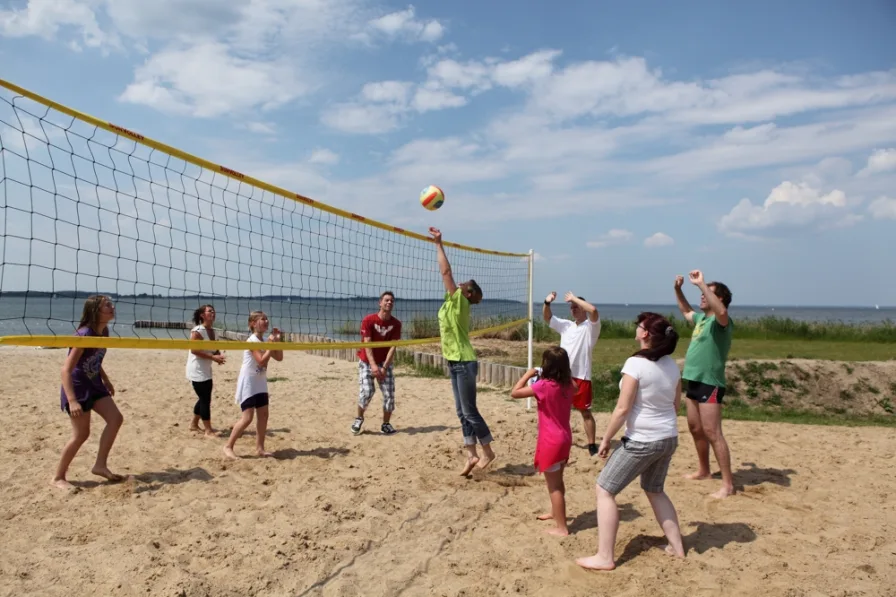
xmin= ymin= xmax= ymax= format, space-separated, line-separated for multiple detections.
xmin=875 ymin=304 xmax=880 ymax=310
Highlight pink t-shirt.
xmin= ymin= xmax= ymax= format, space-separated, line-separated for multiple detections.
xmin=531 ymin=379 xmax=574 ymax=472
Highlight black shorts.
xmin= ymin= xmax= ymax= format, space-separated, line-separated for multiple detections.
xmin=240 ymin=393 xmax=269 ymax=411
xmin=685 ymin=381 xmax=726 ymax=405
xmin=63 ymin=393 xmax=109 ymax=415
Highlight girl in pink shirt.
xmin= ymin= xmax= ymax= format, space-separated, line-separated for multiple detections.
xmin=511 ymin=346 xmax=575 ymax=536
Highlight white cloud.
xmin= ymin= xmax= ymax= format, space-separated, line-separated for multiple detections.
xmin=644 ymin=232 xmax=674 ymax=248
xmin=119 ymin=42 xmax=313 ymax=117
xmin=361 ymin=80 xmax=413 ymax=103
xmin=586 ymin=229 xmax=633 ymax=248
xmin=858 ymin=148 xmax=896 ymax=177
xmin=243 ymin=121 xmax=277 ymax=135
xmin=0 ymin=0 xmax=116 ymax=50
xmin=412 ymin=86 xmax=467 ymax=112
xmin=868 ymin=197 xmax=896 ymax=220
xmin=309 ymin=148 xmax=340 ymax=165
xmin=718 ymin=181 xmax=861 ymax=236
xmin=365 ymin=5 xmax=444 ymax=43
xmin=320 ymin=102 xmax=403 ymax=135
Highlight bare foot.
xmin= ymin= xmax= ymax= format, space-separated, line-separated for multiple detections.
xmin=91 ymin=467 xmax=127 ymax=482
xmin=256 ymin=450 xmax=273 ymax=458
xmin=575 ymin=554 xmax=616 ymax=571
xmin=476 ymin=449 xmax=496 ymax=470
xmin=460 ymin=456 xmax=479 ymax=476
xmin=203 ymin=430 xmax=218 ymax=438
xmin=223 ymin=446 xmax=240 ymax=460
xmin=664 ymin=544 xmax=685 ymax=558
xmin=683 ymin=471 xmax=711 ymax=480
xmin=51 ymin=478 xmax=76 ymax=491
xmin=545 ymin=527 xmax=569 ymax=537
xmin=189 ymin=425 xmax=201 ymax=433
xmin=711 ymin=485 xmax=736 ymax=499
xmin=536 ymin=513 xmax=553 ymax=521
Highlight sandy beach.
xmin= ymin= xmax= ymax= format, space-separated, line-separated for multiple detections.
xmin=0 ymin=346 xmax=893 ymax=597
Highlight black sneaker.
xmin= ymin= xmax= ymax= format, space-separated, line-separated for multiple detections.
xmin=351 ymin=417 xmax=364 ymax=435
xmin=588 ymin=443 xmax=599 ymax=457
xmin=381 ymin=422 xmax=397 ymax=435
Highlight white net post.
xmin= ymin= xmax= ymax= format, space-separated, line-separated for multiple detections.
xmin=526 ymin=248 xmax=534 ymax=411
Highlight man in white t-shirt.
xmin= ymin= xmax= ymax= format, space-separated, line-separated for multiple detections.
xmin=543 ymin=291 xmax=602 ymax=456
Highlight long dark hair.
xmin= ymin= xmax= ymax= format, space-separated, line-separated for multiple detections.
xmin=540 ymin=346 xmax=573 ymax=387
xmin=193 ymin=304 xmax=215 ymax=325
xmin=633 ymin=312 xmax=679 ymax=361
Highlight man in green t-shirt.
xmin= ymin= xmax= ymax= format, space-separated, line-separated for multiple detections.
xmin=675 ymin=270 xmax=735 ymax=499
xmin=430 ymin=227 xmax=495 ymax=476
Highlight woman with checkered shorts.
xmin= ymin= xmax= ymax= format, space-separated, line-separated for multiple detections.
xmin=576 ymin=313 xmax=686 ymax=571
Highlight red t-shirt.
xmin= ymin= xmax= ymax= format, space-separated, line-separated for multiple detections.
xmin=357 ymin=313 xmax=402 ymax=364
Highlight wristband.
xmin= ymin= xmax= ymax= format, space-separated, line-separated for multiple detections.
xmin=544 ymin=300 xmax=551 ymax=305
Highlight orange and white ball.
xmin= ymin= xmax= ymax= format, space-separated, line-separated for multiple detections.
xmin=419 ymin=185 xmax=445 ymax=211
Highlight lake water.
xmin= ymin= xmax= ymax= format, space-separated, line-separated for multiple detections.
xmin=0 ymin=296 xmax=892 ymax=340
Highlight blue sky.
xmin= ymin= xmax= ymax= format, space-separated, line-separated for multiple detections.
xmin=1 ymin=0 xmax=895 ymax=308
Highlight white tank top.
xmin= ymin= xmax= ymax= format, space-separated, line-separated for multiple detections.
xmin=185 ymin=325 xmax=215 ymax=382
xmin=235 ymin=335 xmax=268 ymax=404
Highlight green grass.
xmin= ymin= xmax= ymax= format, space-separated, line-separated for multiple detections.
xmin=516 ymin=315 xmax=896 ymax=343
xmin=391 ymin=351 xmax=896 ymax=427
xmin=332 ymin=320 xmax=357 ymax=335
xmin=267 ymin=377 xmax=289 ymax=383
xmin=494 ymin=338 xmax=894 ymax=368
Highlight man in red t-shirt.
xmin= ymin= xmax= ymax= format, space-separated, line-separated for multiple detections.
xmin=351 ymin=291 xmax=402 ymax=436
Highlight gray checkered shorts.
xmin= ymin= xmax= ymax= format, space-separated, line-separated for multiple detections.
xmin=358 ymin=361 xmax=395 ymax=412
xmin=598 ymin=436 xmax=678 ymax=495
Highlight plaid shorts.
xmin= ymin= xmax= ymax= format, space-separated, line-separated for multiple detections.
xmin=358 ymin=361 xmax=395 ymax=412
xmin=598 ymin=436 xmax=678 ymax=495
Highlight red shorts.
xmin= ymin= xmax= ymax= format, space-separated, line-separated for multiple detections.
xmin=572 ymin=378 xmax=592 ymax=410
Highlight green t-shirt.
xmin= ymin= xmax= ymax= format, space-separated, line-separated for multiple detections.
xmin=682 ymin=312 xmax=733 ymax=387
xmin=438 ymin=288 xmax=477 ymax=362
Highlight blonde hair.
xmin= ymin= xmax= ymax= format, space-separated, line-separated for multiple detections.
xmin=78 ymin=295 xmax=111 ymax=331
xmin=248 ymin=311 xmax=267 ymax=333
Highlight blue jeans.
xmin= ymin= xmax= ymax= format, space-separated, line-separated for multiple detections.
xmin=449 ymin=361 xmax=493 ymax=446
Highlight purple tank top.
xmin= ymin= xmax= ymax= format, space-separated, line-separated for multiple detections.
xmin=59 ymin=326 xmax=109 ymax=410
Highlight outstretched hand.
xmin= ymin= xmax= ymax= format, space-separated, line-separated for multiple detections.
xmin=428 ymin=227 xmax=442 ymax=243
xmin=545 ymin=291 xmax=557 ymax=303
xmin=564 ymin=291 xmax=576 ymax=303
xmin=674 ymin=275 xmax=684 ymax=290
xmin=688 ymin=270 xmax=704 ymax=286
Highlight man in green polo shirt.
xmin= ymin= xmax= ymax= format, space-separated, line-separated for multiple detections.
xmin=675 ymin=270 xmax=735 ymax=499
xmin=430 ymin=227 xmax=495 ymax=476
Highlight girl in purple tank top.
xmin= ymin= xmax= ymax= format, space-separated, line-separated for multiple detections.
xmin=53 ymin=295 xmax=127 ymax=490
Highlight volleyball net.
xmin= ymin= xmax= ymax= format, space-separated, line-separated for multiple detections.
xmin=0 ymin=79 xmax=532 ymax=352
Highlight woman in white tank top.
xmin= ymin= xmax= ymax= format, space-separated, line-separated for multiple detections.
xmin=185 ymin=304 xmax=225 ymax=437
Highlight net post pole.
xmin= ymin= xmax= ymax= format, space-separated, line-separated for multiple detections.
xmin=527 ymin=248 xmax=534 ymax=411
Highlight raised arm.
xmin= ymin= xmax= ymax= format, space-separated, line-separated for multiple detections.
xmin=429 ymin=227 xmax=457 ymax=295
xmin=510 ymin=368 xmax=539 ymax=399
xmin=674 ymin=275 xmax=695 ymax=324
xmin=565 ymin=292 xmax=599 ymax=323
xmin=689 ymin=270 xmax=729 ymax=327
xmin=542 ymin=292 xmax=556 ymax=323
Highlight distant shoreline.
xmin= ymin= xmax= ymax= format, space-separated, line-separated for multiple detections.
xmin=0 ymin=292 xmax=890 ymax=309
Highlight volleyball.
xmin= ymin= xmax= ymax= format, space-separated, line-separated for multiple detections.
xmin=419 ymin=185 xmax=445 ymax=211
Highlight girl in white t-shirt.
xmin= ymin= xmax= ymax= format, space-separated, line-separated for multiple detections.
xmin=223 ymin=311 xmax=283 ymax=459
xmin=186 ymin=304 xmax=226 ymax=437
xmin=577 ymin=312 xmax=686 ymax=571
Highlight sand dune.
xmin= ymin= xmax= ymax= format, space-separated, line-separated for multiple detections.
xmin=0 ymin=346 xmax=893 ymax=596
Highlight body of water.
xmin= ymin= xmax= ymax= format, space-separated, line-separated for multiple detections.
xmin=0 ymin=296 xmax=892 ymax=340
